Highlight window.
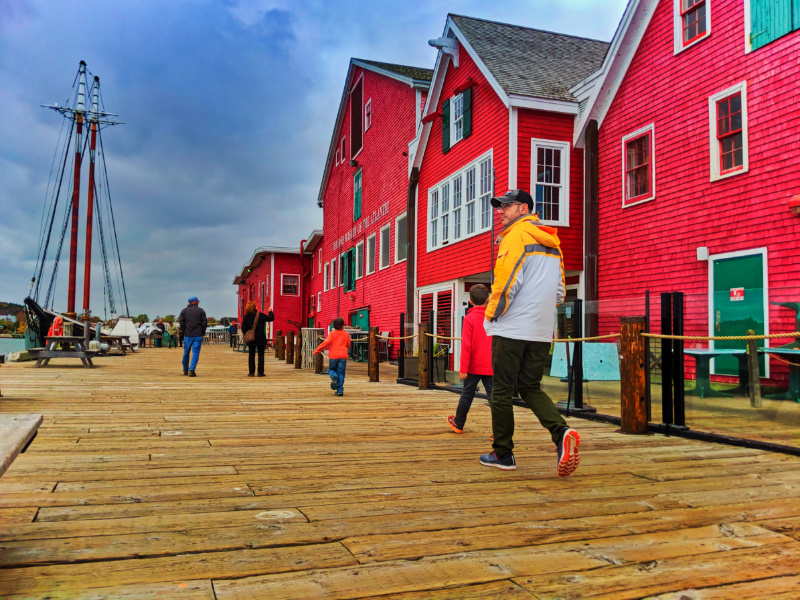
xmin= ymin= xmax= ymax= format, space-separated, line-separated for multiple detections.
xmin=342 ymin=248 xmax=356 ymax=292
xmin=335 ymin=148 xmax=339 ymax=165
xmin=353 ymin=169 xmax=362 ymax=220
xmin=341 ymin=136 xmax=346 ymax=164
xmin=441 ymin=86 xmax=473 ymax=153
xmin=324 ymin=262 xmax=329 ymax=291
xmin=356 ymin=241 xmax=364 ymax=279
xmin=531 ymin=139 xmax=570 ymax=225
xmin=709 ymin=83 xmax=748 ymax=181
xmin=674 ymin=0 xmax=709 ymax=52
xmin=339 ymin=254 xmax=345 ymax=286
xmin=395 ymin=214 xmax=408 ymax=263
xmin=379 ymin=224 xmax=391 ymax=269
xmin=309 ymin=294 xmax=316 ymax=312
xmin=366 ymin=233 xmax=376 ymax=275
xmin=365 ymin=98 xmax=372 ymax=131
xmin=317 ymin=291 xmax=321 ymax=312
xmin=621 ymin=124 xmax=656 ymax=207
xmin=428 ymin=151 xmax=492 ymax=251
xmin=281 ymin=274 xmax=299 ymax=296
xmin=351 ymin=76 xmax=363 ymax=159
xmin=330 ymin=260 xmax=336 ymax=289
xmin=318 ymin=249 xmax=321 ymax=274
xmin=747 ymin=0 xmax=799 ymax=52
xmin=261 ymin=282 xmax=266 ymax=311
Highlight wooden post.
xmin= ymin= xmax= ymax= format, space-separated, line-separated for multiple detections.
xmin=619 ymin=316 xmax=648 ymax=434
xmin=294 ymin=334 xmax=302 ymax=369
xmin=418 ymin=323 xmax=430 ymax=390
xmin=286 ymin=332 xmax=294 ymax=365
xmin=368 ymin=327 xmax=379 ymax=382
xmin=314 ymin=350 xmax=323 ymax=374
xmin=746 ymin=329 xmax=762 ymax=408
xmin=275 ymin=331 xmax=283 ymax=360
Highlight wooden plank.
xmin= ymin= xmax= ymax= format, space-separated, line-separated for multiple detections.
xmin=647 ymin=575 xmax=800 ymax=600
xmin=0 ymin=414 xmax=42 ymax=477
xmin=0 ymin=507 xmax=38 ymax=526
xmin=0 ymin=579 xmax=215 ymax=600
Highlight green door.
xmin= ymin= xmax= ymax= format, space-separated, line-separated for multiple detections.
xmin=712 ymin=253 xmax=766 ymax=375
xmin=351 ymin=308 xmax=369 ymax=331
xmin=308 ymin=317 xmax=315 ymax=328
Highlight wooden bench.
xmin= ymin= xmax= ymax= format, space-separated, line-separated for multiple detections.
xmin=0 ymin=414 xmax=43 ymax=477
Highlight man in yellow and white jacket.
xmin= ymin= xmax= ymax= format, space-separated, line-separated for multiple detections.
xmin=480 ymin=190 xmax=581 ymax=476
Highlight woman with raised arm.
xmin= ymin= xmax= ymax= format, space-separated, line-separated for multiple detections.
xmin=240 ymin=301 xmax=274 ymax=377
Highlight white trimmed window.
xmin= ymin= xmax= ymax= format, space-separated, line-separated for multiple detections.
xmin=709 ymin=82 xmax=748 ymax=181
xmin=318 ymin=249 xmax=321 ymax=274
xmin=395 ymin=213 xmax=408 ymax=263
xmin=673 ymin=0 xmax=710 ymax=53
xmin=451 ymin=93 xmax=464 ymax=146
xmin=330 ymin=260 xmax=336 ymax=289
xmin=621 ymin=124 xmax=656 ymax=207
xmin=335 ymin=149 xmax=339 ymax=166
xmin=379 ymin=224 xmax=391 ymax=270
xmin=428 ymin=150 xmax=493 ymax=251
xmin=281 ymin=274 xmax=299 ymax=296
xmin=340 ymin=136 xmax=346 ymax=164
xmin=531 ymin=139 xmax=570 ymax=226
xmin=317 ymin=291 xmax=321 ymax=312
xmin=324 ymin=262 xmax=329 ymax=291
xmin=367 ymin=233 xmax=376 ymax=275
xmin=365 ymin=98 xmax=372 ymax=131
xmin=356 ymin=241 xmax=364 ymax=279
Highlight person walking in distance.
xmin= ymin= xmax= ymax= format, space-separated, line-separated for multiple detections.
xmin=447 ymin=284 xmax=493 ymax=434
xmin=313 ymin=317 xmax=351 ymax=396
xmin=179 ymin=296 xmax=207 ymax=377
xmin=167 ymin=320 xmax=179 ymax=348
xmin=228 ymin=320 xmax=238 ymax=349
xmin=480 ymin=189 xmax=580 ymax=476
xmin=240 ymin=302 xmax=274 ymax=377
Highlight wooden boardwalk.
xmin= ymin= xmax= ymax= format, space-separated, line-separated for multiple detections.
xmin=1 ymin=345 xmax=800 ymax=599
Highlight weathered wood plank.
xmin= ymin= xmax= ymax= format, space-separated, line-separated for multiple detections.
xmin=0 ymin=414 xmax=42 ymax=477
xmin=0 ymin=579 xmax=215 ymax=600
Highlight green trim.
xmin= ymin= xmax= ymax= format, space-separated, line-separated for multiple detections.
xmin=441 ymin=98 xmax=451 ymax=154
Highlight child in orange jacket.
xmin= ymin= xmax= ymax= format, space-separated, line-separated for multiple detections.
xmin=314 ymin=317 xmax=352 ymax=396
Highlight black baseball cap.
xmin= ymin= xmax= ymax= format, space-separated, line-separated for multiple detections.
xmin=490 ymin=189 xmax=534 ymax=211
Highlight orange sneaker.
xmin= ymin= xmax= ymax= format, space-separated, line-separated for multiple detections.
xmin=447 ymin=415 xmax=463 ymax=434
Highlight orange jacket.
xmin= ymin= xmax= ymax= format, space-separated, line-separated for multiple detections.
xmin=314 ymin=329 xmax=351 ymax=359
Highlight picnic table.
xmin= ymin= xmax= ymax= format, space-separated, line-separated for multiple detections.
xmin=98 ymin=333 xmax=133 ymax=355
xmin=29 ymin=335 xmax=99 ymax=368
xmin=761 ymin=348 xmax=800 ymax=402
xmin=0 ymin=414 xmax=43 ymax=477
xmin=350 ymin=334 xmax=369 ymax=363
xmin=684 ymin=348 xmax=749 ymax=398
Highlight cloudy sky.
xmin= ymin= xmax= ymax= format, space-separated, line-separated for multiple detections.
xmin=0 ymin=0 xmax=627 ymax=320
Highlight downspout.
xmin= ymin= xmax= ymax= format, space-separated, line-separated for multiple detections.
xmin=299 ymin=239 xmax=307 ymax=328
xmin=405 ymin=167 xmax=420 ymax=321
xmin=584 ymin=119 xmax=599 ymax=337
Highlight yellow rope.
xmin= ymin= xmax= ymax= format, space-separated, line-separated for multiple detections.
xmin=641 ymin=332 xmax=800 ymax=341
xmin=375 ymin=334 xmax=417 ymax=341
xmin=767 ymin=353 xmax=800 ymax=368
xmin=552 ymin=333 xmax=621 ymax=343
xmin=424 ymin=333 xmax=462 ymax=341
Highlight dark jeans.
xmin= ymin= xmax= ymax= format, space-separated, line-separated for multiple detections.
xmin=178 ymin=335 xmax=183 ymax=347
xmin=454 ymin=373 xmax=493 ymax=429
xmin=168 ymin=334 xmax=177 ymax=348
xmin=328 ymin=358 xmax=347 ymax=393
xmin=230 ymin=335 xmax=237 ymax=349
xmin=248 ymin=344 xmax=265 ymax=375
xmin=491 ymin=336 xmax=566 ymax=458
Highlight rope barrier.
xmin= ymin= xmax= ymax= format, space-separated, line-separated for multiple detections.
xmin=424 ymin=333 xmax=462 ymax=341
xmin=375 ymin=334 xmax=417 ymax=341
xmin=767 ymin=354 xmax=800 ymax=368
xmin=552 ymin=333 xmax=620 ymax=343
xmin=641 ymin=332 xmax=800 ymax=341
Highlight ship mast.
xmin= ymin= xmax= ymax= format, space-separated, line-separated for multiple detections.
xmin=82 ymin=76 xmax=99 ymax=319
xmin=67 ymin=61 xmax=87 ymax=318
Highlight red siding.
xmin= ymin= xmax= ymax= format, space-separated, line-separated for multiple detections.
xmin=597 ymin=0 xmax=800 ymax=382
xmin=417 ymin=45 xmax=509 ymax=288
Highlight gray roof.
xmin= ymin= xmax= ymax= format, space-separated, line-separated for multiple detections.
xmin=355 ymin=59 xmax=433 ymax=83
xmin=450 ymin=14 xmax=610 ymax=103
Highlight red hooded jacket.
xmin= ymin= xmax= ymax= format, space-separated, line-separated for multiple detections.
xmin=460 ymin=305 xmax=493 ymax=376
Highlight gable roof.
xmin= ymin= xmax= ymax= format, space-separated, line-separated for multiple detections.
xmin=450 ymin=14 xmax=610 ymax=103
xmin=232 ymin=246 xmax=300 ymax=285
xmin=316 ymin=58 xmax=433 ymax=207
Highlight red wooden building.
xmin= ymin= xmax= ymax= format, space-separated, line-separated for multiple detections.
xmin=233 ymin=246 xmax=306 ymax=344
xmin=575 ymin=0 xmax=800 ymax=384
xmin=302 ymin=58 xmax=432 ymax=355
xmin=411 ymin=15 xmax=609 ymax=369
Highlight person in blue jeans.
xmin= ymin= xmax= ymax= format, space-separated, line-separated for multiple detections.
xmin=178 ymin=296 xmax=207 ymax=377
xmin=313 ymin=317 xmax=351 ymax=396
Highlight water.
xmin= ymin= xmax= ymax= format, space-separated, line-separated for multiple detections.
xmin=0 ymin=338 xmax=26 ymax=357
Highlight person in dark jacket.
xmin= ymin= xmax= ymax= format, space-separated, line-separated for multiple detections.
xmin=240 ymin=301 xmax=274 ymax=377
xmin=228 ymin=321 xmax=238 ymax=349
xmin=178 ymin=296 xmax=207 ymax=377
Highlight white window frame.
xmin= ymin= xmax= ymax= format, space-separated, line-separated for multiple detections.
xmin=427 ymin=149 xmax=493 ymax=252
xmin=531 ymin=138 xmax=570 ymax=226
xmin=341 ymin=136 xmax=346 ymax=164
xmin=339 ymin=253 xmax=345 ymax=286
xmin=366 ymin=233 xmax=376 ymax=275
xmin=709 ymin=81 xmax=748 ymax=182
xmin=450 ymin=92 xmax=464 ymax=147
xmin=281 ymin=274 xmax=300 ymax=297
xmin=379 ymin=224 xmax=391 ymax=270
xmin=323 ymin=262 xmax=329 ymax=291
xmin=395 ymin=213 xmax=408 ymax=264
xmin=318 ymin=249 xmax=321 ymax=274
xmin=673 ymin=0 xmax=711 ymax=55
xmin=356 ymin=240 xmax=364 ymax=279
xmin=330 ymin=260 xmax=336 ymax=289
xmin=317 ymin=291 xmax=321 ymax=312
xmin=365 ymin=98 xmax=372 ymax=131
xmin=335 ymin=148 xmax=339 ymax=166
xmin=620 ymin=123 xmax=656 ymax=208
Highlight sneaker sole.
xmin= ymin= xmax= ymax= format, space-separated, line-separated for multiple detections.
xmin=447 ymin=419 xmax=463 ymax=434
xmin=479 ymin=458 xmax=517 ymax=471
xmin=558 ymin=430 xmax=581 ymax=477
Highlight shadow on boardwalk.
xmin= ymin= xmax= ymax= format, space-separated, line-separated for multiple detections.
xmin=1 ymin=345 xmax=800 ymax=598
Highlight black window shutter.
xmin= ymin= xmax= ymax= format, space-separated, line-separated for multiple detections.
xmin=462 ymin=86 xmax=472 ymax=138
xmin=441 ymin=99 xmax=450 ymax=154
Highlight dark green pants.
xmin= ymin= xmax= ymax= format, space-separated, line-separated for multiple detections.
xmin=490 ymin=336 xmax=566 ymax=458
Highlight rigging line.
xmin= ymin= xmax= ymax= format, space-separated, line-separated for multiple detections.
xmin=93 ymin=178 xmax=117 ymax=315
xmin=98 ymin=128 xmax=130 ymax=316
xmin=34 ymin=117 xmax=76 ymax=302
xmin=46 ymin=199 xmax=72 ymax=308
xmin=96 ymin=139 xmax=124 ymax=312
xmin=36 ymin=113 xmax=70 ymax=264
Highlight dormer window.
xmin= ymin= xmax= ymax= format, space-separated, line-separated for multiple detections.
xmin=441 ymin=86 xmax=473 ymax=153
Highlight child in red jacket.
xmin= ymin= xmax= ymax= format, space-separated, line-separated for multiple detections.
xmin=448 ymin=284 xmax=493 ymax=433
xmin=314 ymin=317 xmax=351 ymax=396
